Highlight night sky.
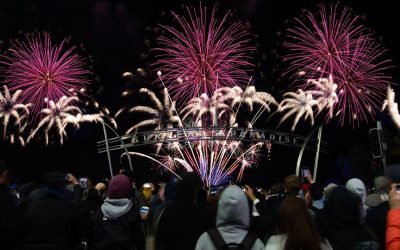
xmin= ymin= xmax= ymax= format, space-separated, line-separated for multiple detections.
xmin=1 ymin=0 xmax=399 ymax=187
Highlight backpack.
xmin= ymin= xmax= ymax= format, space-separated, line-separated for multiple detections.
xmin=207 ymin=228 xmax=258 ymax=250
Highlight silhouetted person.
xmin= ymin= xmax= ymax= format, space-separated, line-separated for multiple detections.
xmin=156 ymin=173 xmax=210 ymax=250
xmin=91 ymin=174 xmax=145 ymax=250
xmin=18 ymin=172 xmax=80 ymax=250
xmin=0 ymin=160 xmax=17 ymax=249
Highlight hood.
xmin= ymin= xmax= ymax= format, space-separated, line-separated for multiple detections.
xmin=346 ymin=178 xmax=366 ymax=204
xmin=325 ymin=186 xmax=361 ymax=228
xmin=216 ymin=186 xmax=249 ymax=229
xmin=101 ymin=198 xmax=132 ymax=219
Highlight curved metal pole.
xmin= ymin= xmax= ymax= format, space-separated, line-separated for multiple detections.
xmin=296 ymin=125 xmax=321 ymax=176
xmin=102 ymin=122 xmax=133 ymax=174
xmin=313 ymin=125 xmax=323 ymax=182
xmin=102 ymin=122 xmax=114 ymax=178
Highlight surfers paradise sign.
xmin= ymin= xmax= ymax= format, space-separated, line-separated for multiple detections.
xmin=97 ymin=127 xmax=327 ymax=154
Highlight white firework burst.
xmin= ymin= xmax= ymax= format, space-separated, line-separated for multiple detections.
xmin=0 ymin=86 xmax=30 ymax=146
xmin=181 ymin=92 xmax=234 ymax=126
xmin=127 ymin=88 xmax=182 ymax=133
xmin=306 ymin=74 xmax=338 ymax=119
xmin=277 ymin=89 xmax=320 ymax=131
xmin=382 ymin=85 xmax=400 ymax=128
xmin=221 ymin=86 xmax=278 ymax=112
xmin=126 ymin=88 xmax=182 ymax=154
xmin=27 ymin=96 xmax=103 ymax=145
xmin=217 ymin=86 xmax=277 ymax=128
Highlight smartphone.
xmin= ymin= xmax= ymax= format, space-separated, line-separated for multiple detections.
xmin=302 ymin=168 xmax=310 ymax=177
xmin=79 ymin=178 xmax=89 ymax=189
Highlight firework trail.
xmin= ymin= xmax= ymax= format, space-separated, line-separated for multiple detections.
xmin=0 ymin=33 xmax=89 ymax=118
xmin=158 ymin=138 xmax=263 ymax=187
xmin=0 ymin=86 xmax=30 ymax=145
xmin=153 ymin=4 xmax=254 ymax=103
xmin=285 ymin=5 xmax=391 ymax=126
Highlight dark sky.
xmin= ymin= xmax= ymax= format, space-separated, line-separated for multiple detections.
xmin=1 ymin=0 xmax=399 ymax=187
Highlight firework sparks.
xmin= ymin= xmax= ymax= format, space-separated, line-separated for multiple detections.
xmin=153 ymin=5 xmax=254 ymax=103
xmin=277 ymin=89 xmax=320 ymax=131
xmin=382 ymin=86 xmax=400 ymax=128
xmin=0 ymin=33 xmax=90 ymax=118
xmin=285 ymin=5 xmax=391 ymax=126
xmin=0 ymin=86 xmax=30 ymax=145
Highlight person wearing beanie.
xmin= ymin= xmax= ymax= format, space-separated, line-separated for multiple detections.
xmin=91 ymin=174 xmax=144 ymax=250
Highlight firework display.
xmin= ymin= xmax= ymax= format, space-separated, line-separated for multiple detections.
xmin=0 ymin=33 xmax=114 ymax=145
xmin=0 ymin=33 xmax=90 ymax=118
xmin=0 ymin=2 xmax=396 ymax=185
xmin=152 ymin=5 xmax=255 ymax=103
xmin=117 ymin=79 xmax=276 ymax=185
xmin=285 ymin=4 xmax=391 ymax=127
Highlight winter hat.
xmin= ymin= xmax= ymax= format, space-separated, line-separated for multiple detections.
xmin=107 ymin=174 xmax=131 ymax=199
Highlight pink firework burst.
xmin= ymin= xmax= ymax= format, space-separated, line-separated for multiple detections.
xmin=0 ymin=33 xmax=90 ymax=118
xmin=285 ymin=5 xmax=366 ymax=79
xmin=153 ymin=5 xmax=255 ymax=103
xmin=333 ymin=38 xmax=391 ymax=126
xmin=285 ymin=4 xmax=392 ymax=127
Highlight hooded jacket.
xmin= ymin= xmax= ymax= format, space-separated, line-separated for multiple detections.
xmin=91 ymin=174 xmax=144 ymax=250
xmin=346 ymin=178 xmax=368 ymax=220
xmin=101 ymin=198 xmax=133 ymax=219
xmin=156 ymin=174 xmax=210 ymax=250
xmin=325 ymin=187 xmax=379 ymax=250
xmin=195 ymin=186 xmax=264 ymax=250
